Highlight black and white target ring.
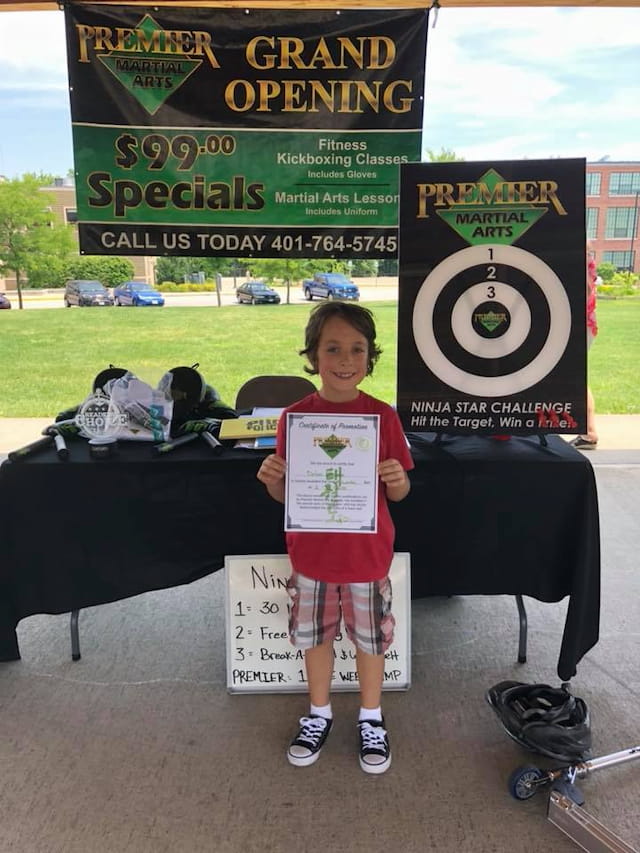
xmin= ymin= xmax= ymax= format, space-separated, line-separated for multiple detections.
xmin=412 ymin=245 xmax=571 ymax=396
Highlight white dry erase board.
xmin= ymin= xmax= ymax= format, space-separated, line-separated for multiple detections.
xmin=224 ymin=553 xmax=411 ymax=694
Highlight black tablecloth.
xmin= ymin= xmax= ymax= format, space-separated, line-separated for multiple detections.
xmin=0 ymin=433 xmax=600 ymax=679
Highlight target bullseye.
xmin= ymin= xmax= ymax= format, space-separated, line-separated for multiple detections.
xmin=412 ymin=244 xmax=571 ymax=396
xmin=450 ymin=282 xmax=531 ymax=358
xmin=471 ymin=300 xmax=511 ymax=339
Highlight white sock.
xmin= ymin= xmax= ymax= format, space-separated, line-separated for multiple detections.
xmin=359 ymin=706 xmax=382 ymax=722
xmin=310 ymin=702 xmax=332 ymax=720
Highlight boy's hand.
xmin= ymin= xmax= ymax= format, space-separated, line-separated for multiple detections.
xmin=257 ymin=453 xmax=286 ymax=485
xmin=378 ymin=458 xmax=410 ymax=501
xmin=378 ymin=458 xmax=405 ymax=487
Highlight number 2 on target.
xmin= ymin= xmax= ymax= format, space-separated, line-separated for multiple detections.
xmin=487 ymin=247 xmax=497 ymax=295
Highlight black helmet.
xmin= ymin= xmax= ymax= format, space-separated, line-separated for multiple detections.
xmin=93 ymin=365 xmax=128 ymax=393
xmin=486 ymin=680 xmax=592 ymax=763
xmin=166 ymin=365 xmax=208 ymax=422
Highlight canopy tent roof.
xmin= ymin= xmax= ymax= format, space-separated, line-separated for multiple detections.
xmin=1 ymin=0 xmax=638 ymax=10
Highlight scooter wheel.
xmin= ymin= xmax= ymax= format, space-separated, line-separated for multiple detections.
xmin=508 ymin=765 xmax=546 ymax=800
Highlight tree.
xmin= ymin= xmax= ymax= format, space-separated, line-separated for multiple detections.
xmin=378 ymin=257 xmax=398 ymax=276
xmin=350 ymin=259 xmax=378 ymax=277
xmin=66 ymin=256 xmax=135 ymax=287
xmin=425 ymin=147 xmax=465 ymax=162
xmin=243 ymin=257 xmax=316 ymax=304
xmin=155 ymin=255 xmax=231 ymax=284
xmin=0 ymin=176 xmax=73 ymax=309
xmin=22 ymin=171 xmax=60 ymax=186
xmin=22 ymin=225 xmax=76 ymax=289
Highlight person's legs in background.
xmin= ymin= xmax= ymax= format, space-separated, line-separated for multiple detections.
xmin=586 ymin=386 xmax=598 ymax=444
xmin=572 ymin=329 xmax=598 ymax=449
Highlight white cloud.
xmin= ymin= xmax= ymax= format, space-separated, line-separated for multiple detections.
xmin=421 ymin=6 xmax=640 ymax=161
xmin=426 ymin=59 xmax=563 ymax=118
xmin=0 ymin=10 xmax=67 ymax=74
xmin=430 ymin=6 xmax=640 ymax=54
xmin=0 ymin=79 xmax=67 ymax=93
xmin=0 ymin=5 xmax=638 ymax=173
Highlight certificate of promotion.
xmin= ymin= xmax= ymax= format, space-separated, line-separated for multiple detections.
xmin=285 ymin=413 xmax=380 ymax=533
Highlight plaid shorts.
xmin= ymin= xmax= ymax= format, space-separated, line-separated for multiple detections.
xmin=286 ymin=571 xmax=395 ymax=656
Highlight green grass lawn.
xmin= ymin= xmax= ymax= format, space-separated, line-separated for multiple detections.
xmin=0 ymin=299 xmax=637 ymax=417
xmin=588 ymin=298 xmax=640 ymax=414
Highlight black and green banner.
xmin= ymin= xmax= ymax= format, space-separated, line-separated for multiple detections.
xmin=397 ymin=158 xmax=587 ymax=436
xmin=64 ymin=4 xmax=428 ymax=258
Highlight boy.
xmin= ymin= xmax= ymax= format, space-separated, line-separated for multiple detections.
xmin=257 ymin=302 xmax=413 ymax=773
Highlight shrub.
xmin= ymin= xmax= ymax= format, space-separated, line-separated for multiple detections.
xmin=597 ymin=272 xmax=639 ymax=298
xmin=596 ymin=262 xmax=618 ymax=282
xmin=156 ymin=281 xmax=216 ymax=292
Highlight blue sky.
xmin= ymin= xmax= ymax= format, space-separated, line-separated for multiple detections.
xmin=0 ymin=5 xmax=638 ymax=178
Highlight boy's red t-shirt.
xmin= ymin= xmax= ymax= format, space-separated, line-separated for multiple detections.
xmin=276 ymin=390 xmax=414 ymax=583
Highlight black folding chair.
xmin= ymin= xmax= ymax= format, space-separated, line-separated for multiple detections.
xmin=234 ymin=375 xmax=316 ymax=412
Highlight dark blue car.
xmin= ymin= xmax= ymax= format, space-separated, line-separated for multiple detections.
xmin=236 ymin=281 xmax=281 ymax=305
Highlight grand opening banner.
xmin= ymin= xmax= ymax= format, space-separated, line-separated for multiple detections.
xmin=64 ymin=4 xmax=428 ymax=258
xmin=396 ymin=158 xmax=587 ymax=437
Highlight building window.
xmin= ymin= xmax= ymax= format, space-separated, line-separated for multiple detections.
xmin=605 ymin=207 xmax=636 ymax=239
xmin=609 ymin=172 xmax=640 ymax=196
xmin=64 ymin=208 xmax=78 ymax=224
xmin=586 ymin=207 xmax=598 ymax=239
xmin=602 ymin=250 xmax=635 ymax=270
xmin=586 ymin=172 xmax=601 ymax=196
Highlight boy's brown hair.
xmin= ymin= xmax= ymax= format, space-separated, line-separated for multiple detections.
xmin=299 ymin=301 xmax=382 ymax=376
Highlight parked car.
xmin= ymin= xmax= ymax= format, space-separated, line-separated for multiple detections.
xmin=113 ymin=281 xmax=165 ymax=307
xmin=64 ymin=279 xmax=114 ymax=307
xmin=0 ymin=292 xmax=11 ymax=310
xmin=236 ymin=281 xmax=281 ymax=305
xmin=302 ymin=273 xmax=359 ymax=301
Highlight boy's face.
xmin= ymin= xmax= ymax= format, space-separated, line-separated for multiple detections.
xmin=315 ymin=315 xmax=369 ymax=402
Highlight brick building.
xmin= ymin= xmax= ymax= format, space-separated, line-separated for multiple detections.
xmin=0 ymin=177 xmax=156 ymax=291
xmin=586 ymin=160 xmax=640 ymax=274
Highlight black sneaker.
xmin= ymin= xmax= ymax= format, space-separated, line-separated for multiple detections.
xmin=358 ymin=718 xmax=391 ymax=774
xmin=570 ymin=436 xmax=598 ymax=450
xmin=287 ymin=715 xmax=332 ymax=767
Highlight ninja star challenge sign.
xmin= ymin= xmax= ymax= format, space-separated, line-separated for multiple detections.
xmin=397 ymin=158 xmax=587 ymax=436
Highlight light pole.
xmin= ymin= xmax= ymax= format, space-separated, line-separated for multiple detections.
xmin=629 ymin=190 xmax=640 ymax=276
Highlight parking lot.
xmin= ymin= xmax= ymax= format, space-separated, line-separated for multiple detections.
xmin=3 ymin=277 xmax=399 ymax=309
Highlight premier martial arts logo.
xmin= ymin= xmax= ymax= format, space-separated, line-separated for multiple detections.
xmin=415 ymin=168 xmax=568 ymax=245
xmin=75 ymin=15 xmax=220 ymax=115
xmin=314 ymin=433 xmax=351 ymax=459
xmin=75 ymin=17 xmax=417 ymax=118
xmin=472 ymin=305 xmax=510 ymax=336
